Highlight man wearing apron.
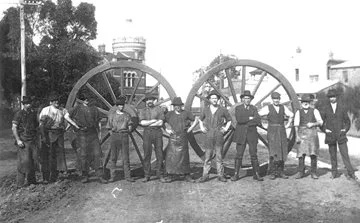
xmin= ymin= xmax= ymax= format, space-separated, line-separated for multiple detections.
xmin=164 ymin=97 xmax=197 ymax=182
xmin=294 ymin=94 xmax=323 ymax=179
xmin=258 ymin=92 xmax=293 ymax=180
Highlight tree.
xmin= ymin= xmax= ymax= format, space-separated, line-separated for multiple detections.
xmin=0 ymin=0 xmax=101 ymax=107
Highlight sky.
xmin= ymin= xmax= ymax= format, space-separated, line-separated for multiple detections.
xmin=1 ymin=0 xmax=360 ymax=99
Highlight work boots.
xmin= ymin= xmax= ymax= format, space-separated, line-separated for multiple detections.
xmin=277 ymin=161 xmax=289 ymax=179
xmin=295 ymin=156 xmax=305 ymax=179
xmin=310 ymin=155 xmax=319 ymax=179
xmin=268 ymin=157 xmax=276 ymax=180
xmin=251 ymin=159 xmax=264 ymax=181
xmin=231 ymin=159 xmax=242 ymax=181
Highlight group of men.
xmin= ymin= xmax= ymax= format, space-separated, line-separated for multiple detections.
xmin=11 ymin=88 xmax=357 ymax=187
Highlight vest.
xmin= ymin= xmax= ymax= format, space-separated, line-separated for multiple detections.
xmin=268 ymin=104 xmax=285 ymax=125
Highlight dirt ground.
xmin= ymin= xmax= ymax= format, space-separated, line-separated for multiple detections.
xmin=1 ymin=129 xmax=360 ymax=223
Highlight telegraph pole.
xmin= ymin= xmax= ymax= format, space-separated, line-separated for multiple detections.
xmin=20 ymin=2 xmax=26 ymax=106
xmin=19 ymin=0 xmax=42 ymax=108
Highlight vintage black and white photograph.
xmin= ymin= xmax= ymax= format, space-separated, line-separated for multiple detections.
xmin=0 ymin=0 xmax=360 ymax=222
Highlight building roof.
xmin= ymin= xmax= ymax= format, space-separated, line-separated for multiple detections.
xmin=293 ymin=79 xmax=342 ymax=94
xmin=330 ymin=60 xmax=360 ymax=69
xmin=327 ymin=59 xmax=346 ymax=66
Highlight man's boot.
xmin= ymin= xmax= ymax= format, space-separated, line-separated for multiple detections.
xmin=231 ymin=159 xmax=241 ymax=181
xmin=251 ymin=159 xmax=264 ymax=181
xmin=295 ymin=156 xmax=305 ymax=179
xmin=310 ymin=155 xmax=319 ymax=179
xmin=268 ymin=157 xmax=276 ymax=180
xmin=277 ymin=161 xmax=289 ymax=179
xmin=42 ymin=171 xmax=50 ymax=184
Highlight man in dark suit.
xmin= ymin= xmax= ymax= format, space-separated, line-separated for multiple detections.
xmin=320 ymin=89 xmax=357 ymax=180
xmin=231 ymin=90 xmax=263 ymax=181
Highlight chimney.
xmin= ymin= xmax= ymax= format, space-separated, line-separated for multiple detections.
xmin=98 ymin=44 xmax=106 ymax=55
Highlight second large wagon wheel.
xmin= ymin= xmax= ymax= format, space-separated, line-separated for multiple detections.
xmin=185 ymin=59 xmax=300 ymax=173
xmin=66 ymin=60 xmax=177 ymax=170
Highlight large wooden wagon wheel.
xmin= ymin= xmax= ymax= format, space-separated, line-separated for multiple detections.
xmin=185 ymin=59 xmax=301 ymax=173
xmin=66 ymin=60 xmax=177 ymax=170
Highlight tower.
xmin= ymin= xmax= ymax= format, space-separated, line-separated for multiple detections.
xmin=112 ymin=19 xmax=146 ymax=62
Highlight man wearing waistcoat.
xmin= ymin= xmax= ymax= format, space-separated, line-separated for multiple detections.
xmin=258 ymin=92 xmax=293 ymax=180
xmin=294 ymin=94 xmax=323 ymax=179
xmin=320 ymin=89 xmax=357 ymax=180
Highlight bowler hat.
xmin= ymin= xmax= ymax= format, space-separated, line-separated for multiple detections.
xmin=240 ymin=90 xmax=254 ymax=99
xmin=115 ymin=96 xmax=126 ymax=105
xmin=300 ymin=94 xmax=311 ymax=102
xmin=327 ymin=89 xmax=338 ymax=98
xmin=21 ymin=96 xmax=33 ymax=104
xmin=207 ymin=90 xmax=220 ymax=99
xmin=171 ymin=97 xmax=184 ymax=106
xmin=143 ymin=93 xmax=158 ymax=102
xmin=271 ymin=92 xmax=281 ymax=99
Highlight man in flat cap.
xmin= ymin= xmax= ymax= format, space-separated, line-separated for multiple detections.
xmin=197 ymin=90 xmax=232 ymax=183
xmin=12 ymin=96 xmax=38 ymax=187
xmin=164 ymin=97 xmax=197 ymax=182
xmin=232 ymin=90 xmax=263 ymax=181
xmin=139 ymin=93 xmax=169 ymax=183
xmin=294 ymin=94 xmax=323 ymax=179
xmin=106 ymin=96 xmax=135 ymax=182
xmin=64 ymin=94 xmax=108 ymax=184
xmin=258 ymin=92 xmax=294 ymax=180
xmin=320 ymin=89 xmax=357 ymax=180
xmin=39 ymin=93 xmax=67 ymax=183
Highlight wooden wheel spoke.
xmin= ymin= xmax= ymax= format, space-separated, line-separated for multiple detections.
xmin=241 ymin=66 xmax=246 ymax=93
xmin=225 ymin=69 xmax=238 ymax=103
xmin=207 ymin=81 xmax=233 ymax=106
xmin=252 ymin=71 xmax=266 ymax=96
xmin=95 ymin=106 xmax=109 ymax=116
xmin=146 ymin=81 xmax=160 ymax=94
xmin=135 ymin=95 xmax=146 ymax=107
xmin=100 ymin=132 xmax=111 ymax=145
xmin=257 ymin=133 xmax=269 ymax=148
xmin=119 ymin=68 xmax=124 ymax=95
xmin=102 ymin=72 xmax=117 ymax=104
xmin=155 ymin=97 xmax=171 ymax=106
xmin=255 ymin=83 xmax=282 ymax=107
xmin=129 ymin=72 xmax=145 ymax=103
xmin=85 ymin=83 xmax=112 ymax=109
xmin=129 ymin=133 xmax=144 ymax=166
xmin=134 ymin=129 xmax=143 ymax=139
xmin=222 ymin=130 xmax=234 ymax=157
xmin=195 ymin=94 xmax=211 ymax=104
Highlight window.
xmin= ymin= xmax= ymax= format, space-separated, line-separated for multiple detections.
xmin=295 ymin=68 xmax=299 ymax=81
xmin=124 ymin=71 xmax=137 ymax=87
xmin=342 ymin=70 xmax=348 ymax=83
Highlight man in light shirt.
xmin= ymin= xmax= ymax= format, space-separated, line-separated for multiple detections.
xmin=294 ymin=94 xmax=323 ymax=179
xmin=39 ymin=94 xmax=67 ymax=183
xmin=258 ymin=92 xmax=293 ymax=180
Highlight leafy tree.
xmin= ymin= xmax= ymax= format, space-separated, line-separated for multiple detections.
xmin=0 ymin=0 xmax=101 ymax=107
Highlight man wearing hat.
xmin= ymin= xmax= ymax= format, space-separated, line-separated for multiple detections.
xmin=105 ymin=96 xmax=135 ymax=182
xmin=139 ymin=93 xmax=169 ymax=183
xmin=12 ymin=96 xmax=38 ymax=187
xmin=258 ymin=92 xmax=294 ymax=180
xmin=197 ymin=90 xmax=232 ymax=183
xmin=38 ymin=93 xmax=67 ymax=183
xmin=294 ymin=94 xmax=323 ymax=179
xmin=320 ymin=89 xmax=357 ymax=180
xmin=232 ymin=90 xmax=263 ymax=181
xmin=64 ymin=93 xmax=108 ymax=184
xmin=164 ymin=97 xmax=197 ymax=182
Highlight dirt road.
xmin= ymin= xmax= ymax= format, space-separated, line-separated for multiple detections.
xmin=1 ymin=129 xmax=360 ymax=223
